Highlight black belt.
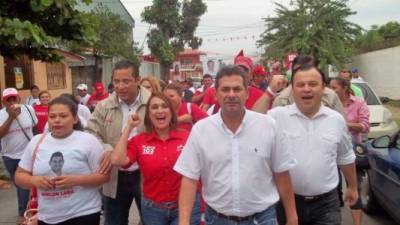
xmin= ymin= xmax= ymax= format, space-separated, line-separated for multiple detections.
xmin=206 ymin=205 xmax=263 ymax=222
xmin=118 ymin=170 xmax=140 ymax=176
xmin=295 ymin=189 xmax=336 ymax=202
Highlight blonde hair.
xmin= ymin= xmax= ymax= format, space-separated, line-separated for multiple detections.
xmin=140 ymin=76 xmax=162 ymax=93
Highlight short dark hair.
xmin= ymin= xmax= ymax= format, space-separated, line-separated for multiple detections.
xmin=112 ymin=60 xmax=139 ymax=78
xmin=291 ymin=55 xmax=326 ymax=85
xmin=30 ymin=85 xmax=39 ymax=91
xmin=203 ymin=74 xmax=213 ymax=80
xmin=215 ymin=66 xmax=247 ymax=89
xmin=49 ymin=151 xmax=64 ymax=162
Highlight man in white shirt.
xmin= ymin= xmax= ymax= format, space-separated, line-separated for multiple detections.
xmin=24 ymin=85 xmax=40 ymax=106
xmin=76 ymin=83 xmax=91 ymax=106
xmin=0 ymin=88 xmax=38 ymax=222
xmin=268 ymin=61 xmax=358 ymax=225
xmin=174 ymin=66 xmax=298 ymax=225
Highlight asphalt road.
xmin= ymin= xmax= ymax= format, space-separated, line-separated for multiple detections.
xmin=0 ymin=185 xmax=397 ymax=225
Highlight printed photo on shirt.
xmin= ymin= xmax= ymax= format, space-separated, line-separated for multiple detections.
xmin=49 ymin=151 xmax=64 ymax=176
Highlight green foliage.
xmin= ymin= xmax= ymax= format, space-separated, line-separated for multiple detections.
xmin=355 ymin=21 xmax=400 ymax=53
xmin=258 ymin=0 xmax=361 ymax=69
xmin=0 ymin=0 xmax=93 ymax=61
xmin=142 ymin=0 xmax=207 ymax=80
xmin=71 ymin=6 xmax=140 ymax=65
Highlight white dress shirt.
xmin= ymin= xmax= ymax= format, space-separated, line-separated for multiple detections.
xmin=268 ymin=104 xmax=355 ymax=196
xmin=174 ymin=110 xmax=296 ymax=217
xmin=118 ymin=93 xmax=141 ymax=171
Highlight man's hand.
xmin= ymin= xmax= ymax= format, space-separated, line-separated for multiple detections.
xmin=286 ymin=218 xmax=299 ymax=225
xmin=344 ymin=187 xmax=358 ymax=206
xmin=99 ymin=150 xmax=113 ymax=174
xmin=269 ymin=75 xmax=288 ymax=93
xmin=7 ymin=104 xmax=21 ymax=119
xmin=127 ymin=114 xmax=140 ymax=129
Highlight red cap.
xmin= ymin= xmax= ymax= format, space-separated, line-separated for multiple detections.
xmin=234 ymin=50 xmax=253 ymax=71
xmin=252 ymin=65 xmax=267 ymax=76
xmin=2 ymin=88 xmax=19 ymax=101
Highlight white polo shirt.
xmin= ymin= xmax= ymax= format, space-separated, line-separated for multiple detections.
xmin=174 ymin=110 xmax=296 ymax=217
xmin=268 ymin=104 xmax=355 ymax=196
xmin=118 ymin=94 xmax=141 ymax=171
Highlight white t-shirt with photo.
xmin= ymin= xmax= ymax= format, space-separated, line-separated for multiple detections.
xmin=19 ymin=131 xmax=104 ymax=224
xmin=0 ymin=105 xmax=38 ymax=159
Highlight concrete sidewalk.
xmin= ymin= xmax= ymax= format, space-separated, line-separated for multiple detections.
xmin=0 ymin=185 xmax=140 ymax=225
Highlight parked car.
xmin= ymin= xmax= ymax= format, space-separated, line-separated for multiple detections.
xmin=352 ymin=80 xmax=398 ymax=139
xmin=361 ymin=130 xmax=400 ymax=223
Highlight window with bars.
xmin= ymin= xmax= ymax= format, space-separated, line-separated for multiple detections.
xmin=4 ymin=56 xmax=34 ymax=90
xmin=46 ymin=63 xmax=66 ymax=90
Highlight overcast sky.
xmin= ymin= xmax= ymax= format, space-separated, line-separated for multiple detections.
xmin=121 ymin=0 xmax=400 ymax=60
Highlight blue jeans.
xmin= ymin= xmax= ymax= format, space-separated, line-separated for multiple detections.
xmin=141 ymin=193 xmax=201 ymax=225
xmin=2 ymin=156 xmax=30 ymax=216
xmin=276 ymin=189 xmax=341 ymax=225
xmin=205 ymin=204 xmax=276 ymax=225
xmin=103 ymin=170 xmax=142 ymax=225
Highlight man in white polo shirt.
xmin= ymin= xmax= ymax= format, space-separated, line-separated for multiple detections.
xmin=268 ymin=60 xmax=358 ymax=225
xmin=174 ymin=66 xmax=298 ymax=225
xmin=0 ymin=88 xmax=37 ymax=222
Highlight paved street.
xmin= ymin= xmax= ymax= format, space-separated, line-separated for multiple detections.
xmin=0 ymin=184 xmax=397 ymax=225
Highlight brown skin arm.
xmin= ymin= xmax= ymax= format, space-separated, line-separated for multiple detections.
xmin=273 ymin=171 xmax=298 ymax=225
xmin=339 ymin=163 xmax=358 ymax=206
xmin=178 ymin=176 xmax=198 ymax=225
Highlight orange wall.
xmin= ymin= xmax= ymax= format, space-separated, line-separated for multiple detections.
xmin=0 ymin=56 xmax=72 ymax=104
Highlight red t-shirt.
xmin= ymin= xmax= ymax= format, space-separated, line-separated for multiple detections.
xmin=245 ymin=86 xmax=264 ymax=109
xmin=86 ymin=93 xmax=109 ymax=109
xmin=177 ymin=102 xmax=208 ymax=131
xmin=125 ymin=130 xmax=189 ymax=203
xmin=33 ymin=104 xmax=48 ymax=133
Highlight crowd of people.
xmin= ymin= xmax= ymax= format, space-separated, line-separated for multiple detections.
xmin=0 ymin=52 xmax=370 ymax=225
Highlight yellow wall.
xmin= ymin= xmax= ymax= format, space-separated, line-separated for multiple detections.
xmin=0 ymin=56 xmax=72 ymax=103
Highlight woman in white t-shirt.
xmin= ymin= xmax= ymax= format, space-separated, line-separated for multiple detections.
xmin=15 ymin=96 xmax=109 ymax=225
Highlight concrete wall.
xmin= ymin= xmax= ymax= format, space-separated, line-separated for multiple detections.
xmin=352 ymin=46 xmax=400 ymax=100
xmin=0 ymin=56 xmax=72 ymax=104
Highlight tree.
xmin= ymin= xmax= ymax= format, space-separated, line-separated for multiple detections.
xmin=68 ymin=6 xmax=140 ymax=81
xmin=0 ymin=0 xmax=94 ymax=62
xmin=258 ymin=0 xmax=361 ymax=69
xmin=142 ymin=0 xmax=207 ymax=81
xmin=355 ymin=21 xmax=400 ymax=53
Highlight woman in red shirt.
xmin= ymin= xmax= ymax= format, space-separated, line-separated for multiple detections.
xmin=164 ymin=83 xmax=208 ymax=131
xmin=111 ymin=93 xmax=200 ymax=225
xmin=33 ymin=90 xmax=51 ymax=133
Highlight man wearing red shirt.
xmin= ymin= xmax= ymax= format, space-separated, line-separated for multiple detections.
xmin=86 ymin=82 xmax=109 ymax=112
xmin=191 ymin=74 xmax=213 ymax=105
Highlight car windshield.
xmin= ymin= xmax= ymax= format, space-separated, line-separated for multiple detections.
xmin=352 ymin=83 xmax=381 ymax=105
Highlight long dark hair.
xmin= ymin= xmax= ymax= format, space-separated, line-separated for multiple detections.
xmin=48 ymin=96 xmax=83 ymax=131
xmin=144 ymin=93 xmax=178 ymax=133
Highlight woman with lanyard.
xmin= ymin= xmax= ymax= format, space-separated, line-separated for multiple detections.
xmin=164 ymin=83 xmax=208 ymax=131
xmin=33 ymin=90 xmax=51 ymax=134
xmin=111 ymin=93 xmax=200 ymax=225
xmin=15 ymin=96 xmax=109 ymax=225
xmin=329 ymin=77 xmax=369 ymax=225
